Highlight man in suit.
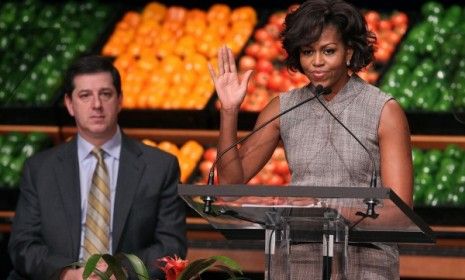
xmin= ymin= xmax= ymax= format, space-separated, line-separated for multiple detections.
xmin=8 ymin=55 xmax=187 ymax=280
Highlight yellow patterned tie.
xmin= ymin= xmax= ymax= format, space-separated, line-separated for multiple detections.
xmin=83 ymin=147 xmax=110 ymax=260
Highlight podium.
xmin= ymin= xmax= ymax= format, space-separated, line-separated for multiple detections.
xmin=178 ymin=185 xmax=435 ymax=279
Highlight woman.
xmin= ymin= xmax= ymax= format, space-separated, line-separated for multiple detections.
xmin=209 ymin=0 xmax=412 ymax=278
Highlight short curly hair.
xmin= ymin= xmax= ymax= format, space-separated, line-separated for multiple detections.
xmin=281 ymin=0 xmax=376 ymax=73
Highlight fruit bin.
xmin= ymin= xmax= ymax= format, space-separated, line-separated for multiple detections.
xmin=1 ymin=125 xmax=464 ymax=225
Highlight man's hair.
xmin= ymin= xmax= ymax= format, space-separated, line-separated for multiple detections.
xmin=281 ymin=0 xmax=376 ymax=73
xmin=63 ymin=55 xmax=122 ymax=97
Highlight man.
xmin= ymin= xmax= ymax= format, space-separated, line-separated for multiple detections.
xmin=8 ymin=55 xmax=187 ymax=280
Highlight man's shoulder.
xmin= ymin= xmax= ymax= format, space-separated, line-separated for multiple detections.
xmin=27 ymin=140 xmax=75 ymax=165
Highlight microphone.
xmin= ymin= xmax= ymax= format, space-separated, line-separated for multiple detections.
xmin=202 ymin=85 xmax=331 ymax=214
xmin=313 ymin=85 xmax=379 ymax=218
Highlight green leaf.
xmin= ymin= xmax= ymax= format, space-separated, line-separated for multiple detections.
xmin=213 ymin=264 xmax=238 ymax=279
xmin=93 ymin=269 xmax=110 ymax=280
xmin=178 ymin=258 xmax=216 ymax=280
xmin=83 ymin=254 xmax=102 ymax=279
xmin=68 ymin=261 xmax=85 ymax=269
xmin=122 ymin=253 xmax=149 ymax=280
xmin=210 ymin=256 xmax=242 ymax=273
xmin=101 ymin=254 xmax=127 ymax=280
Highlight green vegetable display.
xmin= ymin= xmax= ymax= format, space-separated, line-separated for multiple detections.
xmin=0 ymin=131 xmax=51 ymax=188
xmin=380 ymin=1 xmax=465 ymax=112
xmin=413 ymin=144 xmax=465 ymax=206
xmin=0 ymin=0 xmax=113 ymax=106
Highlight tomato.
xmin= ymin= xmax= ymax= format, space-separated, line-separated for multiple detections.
xmin=254 ymin=71 xmax=271 ymax=87
xmin=239 ymin=55 xmax=256 ymax=72
xmin=268 ymin=174 xmax=285 ymax=186
xmin=256 ymin=44 xmax=278 ymax=61
xmin=391 ymin=11 xmax=408 ymax=27
xmin=248 ymin=176 xmax=261 ymax=185
xmin=203 ymin=147 xmax=217 ymax=162
xmin=268 ymin=11 xmax=286 ymax=30
xmin=273 ymin=160 xmax=290 ymax=176
xmin=245 ymin=42 xmax=260 ymax=57
xmin=199 ymin=160 xmax=213 ymax=177
xmin=379 ymin=19 xmax=393 ymax=31
xmin=364 ymin=11 xmax=380 ymax=29
xmin=267 ymin=71 xmax=285 ymax=92
xmin=255 ymin=59 xmax=273 ymax=73
xmin=264 ymin=23 xmax=280 ymax=40
xmin=254 ymin=28 xmax=271 ymax=43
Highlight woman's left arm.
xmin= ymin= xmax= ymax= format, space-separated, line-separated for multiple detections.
xmin=378 ymin=99 xmax=413 ymax=207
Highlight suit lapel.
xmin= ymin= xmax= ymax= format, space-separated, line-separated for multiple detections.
xmin=112 ymin=136 xmax=145 ymax=250
xmin=55 ymin=138 xmax=81 ymax=259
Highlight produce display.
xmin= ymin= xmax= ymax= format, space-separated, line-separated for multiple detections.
xmin=142 ymin=139 xmax=204 ymax=183
xmin=197 ymin=146 xmax=290 ymax=186
xmin=102 ymin=2 xmax=257 ymax=110
xmin=359 ymin=10 xmax=408 ymax=84
xmin=413 ymin=144 xmax=465 ymax=206
xmin=0 ymin=0 xmax=112 ymax=106
xmin=0 ymin=0 xmax=464 ymax=215
xmin=233 ymin=5 xmax=408 ymax=112
xmin=234 ymin=6 xmax=309 ymax=112
xmin=0 ymin=132 xmax=52 ymax=188
xmin=380 ymin=1 xmax=465 ymax=112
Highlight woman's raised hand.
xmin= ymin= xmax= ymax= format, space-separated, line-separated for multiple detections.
xmin=208 ymin=45 xmax=253 ymax=111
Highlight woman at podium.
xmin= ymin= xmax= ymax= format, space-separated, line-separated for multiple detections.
xmin=208 ymin=0 xmax=413 ymax=278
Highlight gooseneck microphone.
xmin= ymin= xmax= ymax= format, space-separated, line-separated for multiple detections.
xmin=313 ymin=86 xmax=379 ymax=218
xmin=202 ymin=85 xmax=331 ymax=214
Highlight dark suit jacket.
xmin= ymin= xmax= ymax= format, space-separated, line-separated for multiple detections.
xmin=8 ymin=135 xmax=187 ymax=280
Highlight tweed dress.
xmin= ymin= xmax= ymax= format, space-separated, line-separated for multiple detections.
xmin=275 ymin=75 xmax=399 ymax=280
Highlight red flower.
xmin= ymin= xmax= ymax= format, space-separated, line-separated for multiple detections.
xmin=157 ymin=255 xmax=189 ymax=280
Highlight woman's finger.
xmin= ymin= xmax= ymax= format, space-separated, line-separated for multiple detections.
xmin=207 ymin=62 xmax=217 ymax=82
xmin=222 ymin=45 xmax=230 ymax=73
xmin=228 ymin=47 xmax=237 ymax=74
xmin=218 ymin=46 xmax=225 ymax=75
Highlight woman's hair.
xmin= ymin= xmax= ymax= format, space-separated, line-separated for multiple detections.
xmin=281 ymin=0 xmax=376 ymax=73
xmin=63 ymin=55 xmax=122 ymax=97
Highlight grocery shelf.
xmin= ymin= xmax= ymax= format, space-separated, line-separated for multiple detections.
xmin=1 ymin=124 xmax=464 ymax=148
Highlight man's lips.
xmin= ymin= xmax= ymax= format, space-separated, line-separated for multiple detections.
xmin=90 ymin=116 xmax=105 ymax=120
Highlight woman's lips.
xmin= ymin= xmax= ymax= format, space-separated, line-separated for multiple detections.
xmin=311 ymin=71 xmax=327 ymax=80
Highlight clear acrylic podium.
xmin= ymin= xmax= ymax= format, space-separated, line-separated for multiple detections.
xmin=178 ymin=185 xmax=435 ymax=280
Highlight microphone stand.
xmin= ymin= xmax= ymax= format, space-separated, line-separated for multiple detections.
xmin=314 ymin=92 xmax=380 ymax=219
xmin=202 ymin=85 xmax=329 ymax=214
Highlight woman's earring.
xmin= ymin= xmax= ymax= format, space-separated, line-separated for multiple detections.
xmin=346 ymin=60 xmax=350 ymax=67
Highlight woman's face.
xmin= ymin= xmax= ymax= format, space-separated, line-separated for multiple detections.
xmin=299 ymin=25 xmax=353 ymax=95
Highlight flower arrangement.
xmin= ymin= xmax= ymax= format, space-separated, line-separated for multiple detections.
xmin=157 ymin=255 xmax=244 ymax=280
xmin=73 ymin=253 xmax=244 ymax=280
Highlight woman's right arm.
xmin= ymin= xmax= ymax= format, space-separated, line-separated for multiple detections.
xmin=209 ymin=46 xmax=281 ymax=184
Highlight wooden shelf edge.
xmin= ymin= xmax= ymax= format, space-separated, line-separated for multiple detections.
xmin=2 ymin=124 xmax=464 ymax=147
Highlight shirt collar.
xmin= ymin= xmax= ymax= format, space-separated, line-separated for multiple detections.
xmin=77 ymin=127 xmax=122 ymax=161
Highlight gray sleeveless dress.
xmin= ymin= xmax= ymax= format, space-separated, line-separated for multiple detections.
xmin=277 ymin=75 xmax=399 ymax=279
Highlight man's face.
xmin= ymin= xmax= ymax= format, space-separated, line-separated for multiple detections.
xmin=64 ymin=72 xmax=122 ymax=144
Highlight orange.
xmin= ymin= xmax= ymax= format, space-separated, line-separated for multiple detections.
xmin=142 ymin=139 xmax=157 ymax=147
xmin=145 ymin=91 xmax=162 ymax=109
xmin=187 ymin=9 xmax=207 ymax=22
xmin=165 ymin=6 xmax=187 ymax=23
xmin=122 ymin=11 xmax=142 ymax=28
xmin=161 ymin=55 xmax=183 ymax=75
xmin=142 ymin=2 xmax=166 ymax=22
xmin=207 ymin=4 xmax=231 ymax=23
xmin=157 ymin=141 xmax=180 ymax=157
xmin=185 ymin=19 xmax=207 ymax=39
xmin=122 ymin=93 xmax=137 ymax=109
xmin=114 ymin=54 xmax=135 ymax=72
xmin=231 ymin=6 xmax=257 ymax=25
